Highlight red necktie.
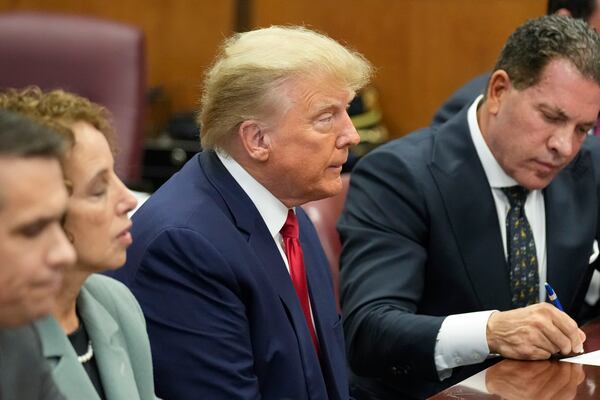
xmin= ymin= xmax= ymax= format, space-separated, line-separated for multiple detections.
xmin=280 ymin=209 xmax=320 ymax=354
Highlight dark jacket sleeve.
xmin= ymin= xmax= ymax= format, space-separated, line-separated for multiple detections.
xmin=338 ymin=143 xmax=444 ymax=381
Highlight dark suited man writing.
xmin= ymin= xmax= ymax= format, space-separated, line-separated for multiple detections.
xmin=111 ymin=26 xmax=372 ymax=399
xmin=339 ymin=16 xmax=600 ymax=399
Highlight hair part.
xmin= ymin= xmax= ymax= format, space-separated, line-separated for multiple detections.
xmin=493 ymin=15 xmax=600 ymax=91
xmin=199 ymin=25 xmax=374 ymax=150
xmin=0 ymin=86 xmax=116 ymax=154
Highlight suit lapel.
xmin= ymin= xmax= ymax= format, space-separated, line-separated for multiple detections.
xmin=429 ymin=109 xmax=512 ymax=311
xmin=34 ymin=316 xmax=101 ymax=400
xmin=298 ymin=210 xmax=344 ymax=400
xmin=78 ymin=283 xmax=141 ymax=400
xmin=199 ymin=151 xmax=326 ymax=395
xmin=199 ymin=152 xmax=304 ymax=318
xmin=545 ymin=152 xmax=596 ymax=312
xmin=246 ymin=221 xmax=325 ymax=384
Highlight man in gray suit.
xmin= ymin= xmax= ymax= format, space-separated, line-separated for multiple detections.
xmin=0 ymin=109 xmax=75 ymax=399
xmin=340 ymin=16 xmax=600 ymax=399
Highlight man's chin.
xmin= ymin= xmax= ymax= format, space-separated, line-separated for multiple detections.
xmin=518 ymin=175 xmax=554 ymax=191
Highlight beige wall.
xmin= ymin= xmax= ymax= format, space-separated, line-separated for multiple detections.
xmin=0 ymin=0 xmax=545 ymax=138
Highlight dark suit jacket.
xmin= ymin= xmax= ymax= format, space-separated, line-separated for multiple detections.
xmin=430 ymin=73 xmax=489 ymax=127
xmin=110 ymin=151 xmax=349 ymax=400
xmin=339 ymin=106 xmax=600 ymax=399
xmin=0 ymin=325 xmax=65 ymax=400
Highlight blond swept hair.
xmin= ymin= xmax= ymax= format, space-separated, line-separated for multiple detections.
xmin=199 ymin=25 xmax=374 ymax=150
xmin=0 ymin=86 xmax=115 ymax=153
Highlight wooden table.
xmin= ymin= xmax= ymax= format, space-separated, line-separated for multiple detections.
xmin=430 ymin=319 xmax=600 ymax=399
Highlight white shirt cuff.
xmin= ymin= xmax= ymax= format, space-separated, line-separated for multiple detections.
xmin=434 ymin=310 xmax=495 ymax=380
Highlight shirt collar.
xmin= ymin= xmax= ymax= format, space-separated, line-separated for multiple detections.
xmin=467 ymin=95 xmax=518 ymax=189
xmin=216 ymin=151 xmax=290 ymax=237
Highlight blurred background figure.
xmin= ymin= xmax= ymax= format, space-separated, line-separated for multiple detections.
xmin=0 ymin=108 xmax=75 ymax=399
xmin=0 ymin=87 xmax=156 ymax=400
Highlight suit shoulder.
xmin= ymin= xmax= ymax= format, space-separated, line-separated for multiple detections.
xmin=0 ymin=324 xmax=41 ymax=352
xmin=85 ymin=273 xmax=132 ymax=297
xmin=83 ymin=274 xmax=142 ymax=318
xmin=0 ymin=326 xmax=63 ymax=400
xmin=353 ymin=128 xmax=434 ymax=182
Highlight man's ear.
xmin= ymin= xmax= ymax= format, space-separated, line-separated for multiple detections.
xmin=555 ymin=8 xmax=573 ymax=17
xmin=486 ymin=70 xmax=512 ymax=115
xmin=238 ymin=120 xmax=271 ymax=162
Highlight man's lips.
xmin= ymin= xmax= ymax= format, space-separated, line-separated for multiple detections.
xmin=533 ymin=159 xmax=561 ymax=173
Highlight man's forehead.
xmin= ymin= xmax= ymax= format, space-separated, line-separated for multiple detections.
xmin=301 ymin=86 xmax=354 ymax=112
xmin=0 ymin=157 xmax=66 ymax=225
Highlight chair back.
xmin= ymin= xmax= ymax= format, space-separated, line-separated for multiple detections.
xmin=0 ymin=12 xmax=146 ymax=184
xmin=302 ymin=174 xmax=351 ymax=311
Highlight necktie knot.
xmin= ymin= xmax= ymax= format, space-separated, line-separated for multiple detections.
xmin=281 ymin=209 xmax=299 ymax=239
xmin=501 ymin=186 xmax=528 ymax=208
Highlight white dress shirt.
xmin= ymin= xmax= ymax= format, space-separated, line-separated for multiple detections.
xmin=216 ymin=151 xmax=317 ymax=325
xmin=434 ymin=96 xmax=547 ymax=379
xmin=216 ymin=151 xmax=291 ymax=271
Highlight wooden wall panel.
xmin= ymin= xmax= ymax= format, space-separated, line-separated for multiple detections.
xmin=0 ymin=0 xmax=546 ymax=138
xmin=0 ymin=0 xmax=234 ymax=113
xmin=254 ymin=0 xmax=546 ymax=137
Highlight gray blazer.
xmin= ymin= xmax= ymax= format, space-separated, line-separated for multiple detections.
xmin=0 ymin=325 xmax=64 ymax=400
xmin=34 ymin=274 xmax=156 ymax=400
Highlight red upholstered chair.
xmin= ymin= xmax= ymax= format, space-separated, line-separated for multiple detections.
xmin=302 ymin=173 xmax=351 ymax=311
xmin=0 ymin=12 xmax=146 ymax=185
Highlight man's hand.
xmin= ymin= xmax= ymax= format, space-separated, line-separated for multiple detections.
xmin=486 ymin=303 xmax=585 ymax=359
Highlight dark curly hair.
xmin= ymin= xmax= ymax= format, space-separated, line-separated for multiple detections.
xmin=494 ymin=15 xmax=600 ymax=90
xmin=0 ymin=86 xmax=116 ymax=153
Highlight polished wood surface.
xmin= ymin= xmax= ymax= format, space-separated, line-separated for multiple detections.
xmin=430 ymin=318 xmax=600 ymax=399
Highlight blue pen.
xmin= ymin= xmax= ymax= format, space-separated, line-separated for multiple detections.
xmin=545 ymin=282 xmax=564 ymax=311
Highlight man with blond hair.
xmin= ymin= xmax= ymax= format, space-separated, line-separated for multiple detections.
xmin=112 ymin=26 xmax=372 ymax=399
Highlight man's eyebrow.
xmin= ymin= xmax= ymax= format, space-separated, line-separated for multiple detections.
xmin=12 ymin=211 xmax=66 ymax=234
xmin=311 ymin=98 xmax=352 ymax=115
xmin=538 ymin=103 xmax=568 ymax=120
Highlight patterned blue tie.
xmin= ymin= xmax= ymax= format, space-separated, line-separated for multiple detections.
xmin=502 ymin=186 xmax=539 ymax=308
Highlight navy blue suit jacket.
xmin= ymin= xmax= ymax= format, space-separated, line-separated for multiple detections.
xmin=339 ymin=107 xmax=600 ymax=399
xmin=110 ymin=151 xmax=349 ymax=400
